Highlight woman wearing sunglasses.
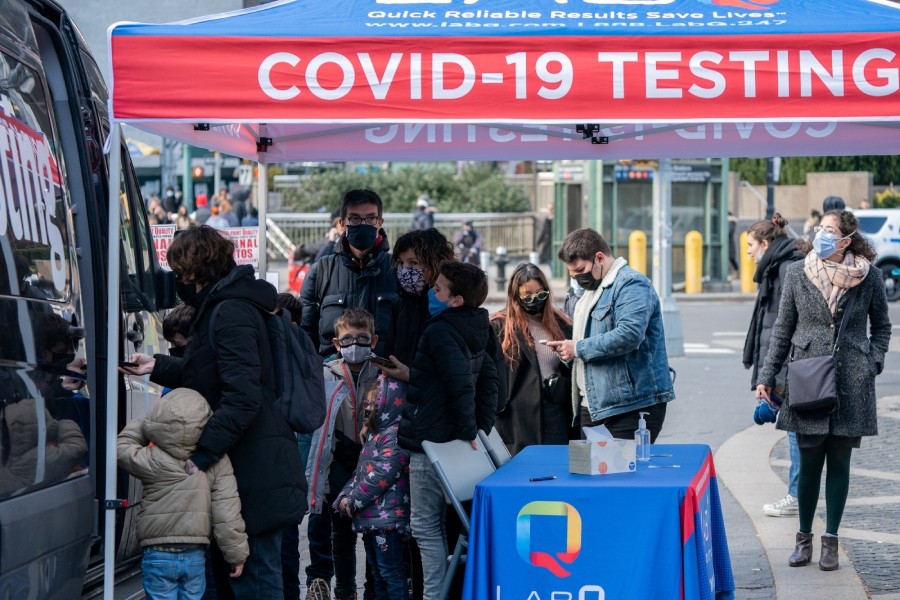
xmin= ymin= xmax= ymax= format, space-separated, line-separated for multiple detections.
xmin=490 ymin=263 xmax=575 ymax=455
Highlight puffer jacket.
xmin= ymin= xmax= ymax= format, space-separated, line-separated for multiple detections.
xmin=0 ymin=399 xmax=87 ymax=497
xmin=150 ymin=265 xmax=305 ymax=536
xmin=116 ymin=388 xmax=248 ymax=566
xmin=306 ymin=359 xmax=381 ymax=515
xmin=300 ymin=233 xmax=397 ymax=357
xmin=398 ymin=306 xmax=500 ymax=452
xmin=337 ymin=375 xmax=410 ymax=534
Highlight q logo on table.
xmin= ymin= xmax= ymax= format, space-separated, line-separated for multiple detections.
xmin=516 ymin=501 xmax=581 ymax=577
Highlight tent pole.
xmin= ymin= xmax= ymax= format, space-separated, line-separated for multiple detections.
xmin=103 ymin=120 xmax=122 ymax=600
xmin=257 ymin=161 xmax=268 ymax=276
xmin=652 ymin=158 xmax=684 ymax=358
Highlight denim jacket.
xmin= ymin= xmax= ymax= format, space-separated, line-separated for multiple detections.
xmin=575 ymin=265 xmax=674 ymax=422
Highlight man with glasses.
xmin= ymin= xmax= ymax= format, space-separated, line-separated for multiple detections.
xmin=546 ymin=228 xmax=675 ymax=443
xmin=301 ymin=189 xmax=398 ymax=358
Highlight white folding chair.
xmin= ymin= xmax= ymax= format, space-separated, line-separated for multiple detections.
xmin=421 ymin=438 xmax=497 ymax=600
xmin=477 ymin=427 xmax=512 ymax=468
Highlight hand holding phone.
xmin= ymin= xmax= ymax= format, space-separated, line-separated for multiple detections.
xmin=368 ymin=354 xmax=395 ymax=370
xmin=119 ymin=360 xmax=139 ymax=368
xmin=538 ymin=339 xmax=550 ymax=345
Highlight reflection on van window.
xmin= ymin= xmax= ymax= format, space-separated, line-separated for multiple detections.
xmin=0 ymin=51 xmax=72 ymax=302
xmin=856 ymin=216 xmax=887 ymax=235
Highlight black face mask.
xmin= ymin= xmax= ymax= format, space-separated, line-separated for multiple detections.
xmin=573 ymin=257 xmax=602 ymax=291
xmin=169 ymin=345 xmax=187 ymax=358
xmin=176 ymin=281 xmax=199 ymax=304
xmin=346 ymin=224 xmax=378 ymax=251
xmin=520 ymin=298 xmax=547 ymax=315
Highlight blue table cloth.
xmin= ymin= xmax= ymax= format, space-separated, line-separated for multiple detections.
xmin=463 ymin=444 xmax=734 ymax=600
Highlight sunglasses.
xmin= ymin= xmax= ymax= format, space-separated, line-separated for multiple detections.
xmin=519 ymin=290 xmax=549 ymax=304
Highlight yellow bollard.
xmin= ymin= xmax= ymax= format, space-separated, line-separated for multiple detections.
xmin=628 ymin=230 xmax=647 ymax=275
xmin=684 ymin=230 xmax=703 ymax=294
xmin=740 ymin=231 xmax=757 ymax=293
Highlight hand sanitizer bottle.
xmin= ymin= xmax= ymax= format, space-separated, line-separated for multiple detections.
xmin=635 ymin=412 xmax=650 ymax=462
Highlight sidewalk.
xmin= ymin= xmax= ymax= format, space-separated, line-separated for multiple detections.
xmin=717 ymin=395 xmax=900 ymax=600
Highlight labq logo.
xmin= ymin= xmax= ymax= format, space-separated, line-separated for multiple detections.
xmin=516 ymin=501 xmax=582 ymax=578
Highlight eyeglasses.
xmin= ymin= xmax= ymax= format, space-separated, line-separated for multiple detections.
xmin=519 ymin=290 xmax=549 ymax=304
xmin=336 ymin=334 xmax=372 ymax=347
xmin=812 ymin=225 xmax=840 ymax=235
xmin=345 ymin=215 xmax=380 ymax=226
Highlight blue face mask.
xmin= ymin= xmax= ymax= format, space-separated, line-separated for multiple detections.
xmin=813 ymin=229 xmax=854 ymax=260
xmin=428 ymin=288 xmax=450 ymax=316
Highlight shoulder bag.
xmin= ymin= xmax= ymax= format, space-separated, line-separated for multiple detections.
xmin=786 ymin=286 xmax=859 ymax=412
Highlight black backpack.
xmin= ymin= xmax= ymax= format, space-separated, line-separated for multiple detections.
xmin=209 ymin=300 xmax=326 ymax=433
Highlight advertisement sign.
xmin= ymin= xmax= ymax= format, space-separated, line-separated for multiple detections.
xmin=150 ymin=226 xmax=260 ymax=270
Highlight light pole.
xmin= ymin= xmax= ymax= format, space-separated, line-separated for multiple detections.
xmin=652 ymin=158 xmax=684 ymax=358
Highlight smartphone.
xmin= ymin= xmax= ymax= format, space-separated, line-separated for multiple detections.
xmin=119 ymin=360 xmax=139 ymax=368
xmin=538 ymin=339 xmax=550 ymax=345
xmin=368 ymin=354 xmax=395 ymax=369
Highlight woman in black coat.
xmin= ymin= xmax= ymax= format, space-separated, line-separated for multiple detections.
xmin=757 ymin=210 xmax=891 ymax=572
xmin=742 ymin=214 xmax=805 ymax=517
xmin=491 ymin=263 xmax=575 ymax=455
xmin=126 ymin=226 xmax=304 ymax=600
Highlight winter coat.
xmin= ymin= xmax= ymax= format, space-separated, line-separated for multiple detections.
xmin=0 ymin=399 xmax=87 ymax=496
xmin=742 ymin=236 xmax=804 ymax=389
xmin=493 ymin=316 xmax=574 ymax=455
xmin=307 ymin=359 xmax=381 ymax=515
xmin=398 ymin=306 xmax=500 ymax=452
xmin=759 ymin=261 xmax=891 ymax=438
xmin=116 ymin=388 xmax=248 ymax=566
xmin=385 ymin=288 xmax=430 ymax=368
xmin=150 ymin=265 xmax=305 ymax=536
xmin=337 ymin=376 xmax=411 ymax=534
xmin=300 ymin=234 xmax=398 ymax=357
xmin=575 ymin=265 xmax=675 ymax=422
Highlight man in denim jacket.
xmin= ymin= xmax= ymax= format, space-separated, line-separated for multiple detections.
xmin=547 ymin=228 xmax=674 ymax=441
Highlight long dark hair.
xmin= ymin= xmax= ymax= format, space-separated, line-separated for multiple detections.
xmin=491 ymin=263 xmax=570 ymax=365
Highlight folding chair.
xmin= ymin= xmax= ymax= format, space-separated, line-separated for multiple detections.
xmin=477 ymin=427 xmax=512 ymax=469
xmin=421 ymin=438 xmax=497 ymax=600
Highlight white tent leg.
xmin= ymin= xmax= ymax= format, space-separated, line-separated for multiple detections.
xmin=103 ymin=121 xmax=122 ymax=600
xmin=257 ymin=161 xmax=268 ymax=276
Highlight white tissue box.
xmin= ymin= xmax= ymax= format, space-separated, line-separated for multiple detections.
xmin=568 ymin=425 xmax=637 ymax=475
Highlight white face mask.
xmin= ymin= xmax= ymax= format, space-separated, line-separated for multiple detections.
xmin=756 ymin=249 xmax=766 ymax=263
xmin=340 ymin=344 xmax=371 ymax=364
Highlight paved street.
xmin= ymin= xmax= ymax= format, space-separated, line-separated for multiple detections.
xmin=283 ymin=259 xmax=900 ymax=599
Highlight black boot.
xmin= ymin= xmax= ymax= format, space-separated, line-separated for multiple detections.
xmin=819 ymin=535 xmax=839 ymax=571
xmin=788 ymin=531 xmax=813 ymax=566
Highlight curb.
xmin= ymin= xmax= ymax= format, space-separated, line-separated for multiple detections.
xmin=715 ymin=424 xmax=868 ymax=600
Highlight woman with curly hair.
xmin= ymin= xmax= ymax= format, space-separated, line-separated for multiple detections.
xmin=490 ymin=263 xmax=574 ymax=455
xmin=757 ymin=209 xmax=891 ymax=572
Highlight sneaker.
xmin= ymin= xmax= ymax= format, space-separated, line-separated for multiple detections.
xmin=763 ymin=494 xmax=799 ymax=517
xmin=306 ymin=578 xmax=331 ymax=600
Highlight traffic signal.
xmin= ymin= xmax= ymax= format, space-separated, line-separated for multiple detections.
xmin=192 ymin=165 xmax=204 ymax=179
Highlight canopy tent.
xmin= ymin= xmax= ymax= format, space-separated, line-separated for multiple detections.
xmin=102 ymin=1 xmax=900 ymax=597
xmin=108 ymin=0 xmax=900 ymax=161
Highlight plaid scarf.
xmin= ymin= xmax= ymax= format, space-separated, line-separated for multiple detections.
xmin=803 ymin=251 xmax=869 ymax=315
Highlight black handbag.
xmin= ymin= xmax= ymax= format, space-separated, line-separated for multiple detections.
xmin=786 ymin=286 xmax=858 ymax=412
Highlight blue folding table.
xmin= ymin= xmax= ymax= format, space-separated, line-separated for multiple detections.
xmin=463 ymin=444 xmax=734 ymax=600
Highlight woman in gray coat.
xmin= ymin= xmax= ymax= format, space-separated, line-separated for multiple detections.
xmin=757 ymin=209 xmax=891 ymax=572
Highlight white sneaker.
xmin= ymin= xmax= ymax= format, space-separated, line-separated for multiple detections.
xmin=763 ymin=494 xmax=799 ymax=517
xmin=307 ymin=578 xmax=331 ymax=600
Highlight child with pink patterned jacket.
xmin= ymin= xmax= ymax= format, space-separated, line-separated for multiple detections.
xmin=335 ymin=375 xmax=410 ymax=600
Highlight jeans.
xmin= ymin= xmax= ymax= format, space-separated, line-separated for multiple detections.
xmin=281 ymin=523 xmax=301 ymax=600
xmin=228 ymin=530 xmax=284 ymax=599
xmin=142 ymin=547 xmax=206 ymax=600
xmin=409 ymin=452 xmax=447 ymax=600
xmin=363 ymin=531 xmax=408 ymax=600
xmin=580 ymin=402 xmax=667 ymax=443
xmin=305 ymin=512 xmax=334 ymax=585
xmin=788 ymin=431 xmax=800 ymax=498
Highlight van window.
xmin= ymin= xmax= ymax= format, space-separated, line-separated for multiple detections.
xmin=856 ymin=216 xmax=887 ymax=235
xmin=0 ymin=50 xmax=73 ymax=302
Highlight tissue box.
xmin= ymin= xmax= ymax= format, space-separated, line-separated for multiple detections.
xmin=568 ymin=426 xmax=637 ymax=475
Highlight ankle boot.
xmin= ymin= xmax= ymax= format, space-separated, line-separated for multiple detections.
xmin=788 ymin=531 xmax=813 ymax=566
xmin=819 ymin=535 xmax=840 ymax=571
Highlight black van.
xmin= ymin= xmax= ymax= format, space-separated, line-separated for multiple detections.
xmin=0 ymin=0 xmax=174 ymax=596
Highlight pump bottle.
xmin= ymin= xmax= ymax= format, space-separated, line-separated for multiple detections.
xmin=635 ymin=412 xmax=650 ymax=461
